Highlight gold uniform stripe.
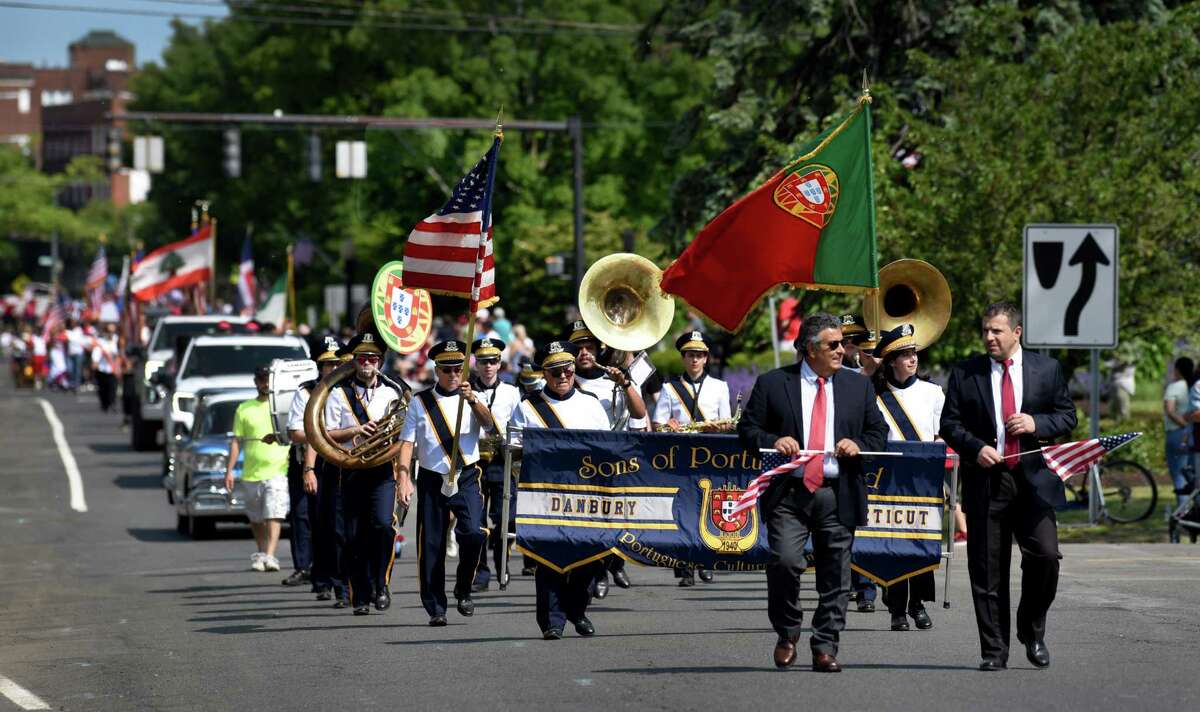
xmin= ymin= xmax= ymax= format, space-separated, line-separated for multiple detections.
xmin=515 ymin=517 xmax=677 ymax=530
xmin=868 ymin=494 xmax=943 ymax=504
xmin=855 ymin=530 xmax=942 ymax=540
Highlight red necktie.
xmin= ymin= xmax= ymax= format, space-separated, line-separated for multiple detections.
xmin=804 ymin=376 xmax=827 ymax=493
xmin=1000 ymin=358 xmax=1019 ymax=466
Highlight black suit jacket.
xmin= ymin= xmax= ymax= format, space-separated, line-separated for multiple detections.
xmin=938 ymin=350 xmax=1077 ymax=509
xmin=737 ymin=363 xmax=889 ymax=528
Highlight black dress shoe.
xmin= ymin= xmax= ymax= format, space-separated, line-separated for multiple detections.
xmin=890 ymin=613 xmax=910 ymax=631
xmin=1024 ymin=640 xmax=1050 ymax=668
xmin=697 ymin=568 xmax=714 ymax=583
xmin=573 ymin=616 xmax=595 ymax=637
xmin=678 ymin=574 xmax=696 ymax=588
xmin=457 ymin=597 xmax=475 ymax=617
xmin=543 ymin=627 xmax=563 ymax=640
xmin=429 ymin=615 xmax=448 ymax=627
xmin=333 ymin=598 xmax=350 ymax=609
xmin=374 ymin=588 xmax=391 ymax=611
xmin=856 ymin=599 xmax=876 ymax=613
xmin=593 ymin=578 xmax=609 ymax=599
xmin=612 ymin=569 xmax=631 ymax=588
xmin=978 ymin=660 xmax=1007 ymax=671
xmin=315 ymin=588 xmax=333 ymax=601
xmin=909 ymin=606 xmax=933 ymax=630
xmin=521 ymin=565 xmax=536 ymax=576
xmin=353 ymin=604 xmax=370 ymax=616
xmin=472 ymin=581 xmax=490 ymax=593
xmin=281 ymin=569 xmax=310 ymax=587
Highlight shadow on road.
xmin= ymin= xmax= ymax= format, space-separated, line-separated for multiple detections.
xmin=127 ymin=527 xmax=187 ymax=542
xmin=90 ymin=442 xmax=139 ymax=454
xmin=115 ymin=474 xmax=166 ymax=489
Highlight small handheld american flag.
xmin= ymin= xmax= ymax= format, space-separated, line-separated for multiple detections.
xmin=1040 ymin=432 xmax=1141 ymax=481
xmin=728 ymin=450 xmax=819 ymax=517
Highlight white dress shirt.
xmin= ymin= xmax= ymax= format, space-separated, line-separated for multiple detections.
xmin=876 ymin=378 xmax=945 ymax=442
xmin=576 ymin=371 xmax=648 ymax=430
xmin=472 ymin=377 xmax=523 ymax=437
xmin=989 ymin=346 xmax=1025 ymax=454
xmin=326 ymin=378 xmax=404 ymax=428
xmin=799 ymin=360 xmax=839 ymax=477
xmin=398 ymin=387 xmax=482 ymax=474
xmin=512 ymin=388 xmax=610 ymax=431
xmin=653 ymin=374 xmax=732 ymax=426
xmin=286 ymin=385 xmax=310 ymax=433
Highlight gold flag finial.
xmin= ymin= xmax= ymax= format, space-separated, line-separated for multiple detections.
xmin=494 ymin=105 xmax=504 ymax=141
xmin=861 ymin=69 xmax=872 ymax=104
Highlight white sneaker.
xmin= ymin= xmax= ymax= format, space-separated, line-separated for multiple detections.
xmin=250 ymin=552 xmax=266 ymax=572
xmin=263 ymin=555 xmax=281 ymax=572
xmin=447 ymin=531 xmax=459 ymax=559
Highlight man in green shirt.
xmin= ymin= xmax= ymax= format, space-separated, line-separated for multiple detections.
xmin=226 ymin=366 xmax=292 ymax=572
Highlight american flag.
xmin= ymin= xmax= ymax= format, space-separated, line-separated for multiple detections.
xmin=1040 ymin=432 xmax=1141 ymax=481
xmin=728 ymin=450 xmax=820 ymax=517
xmin=238 ymin=233 xmax=257 ymax=312
xmin=402 ymin=136 xmax=500 ymax=307
xmin=42 ymin=293 xmax=67 ymax=341
xmin=85 ymin=245 xmax=108 ymax=312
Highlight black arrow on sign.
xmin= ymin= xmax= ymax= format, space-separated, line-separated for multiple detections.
xmin=1064 ymin=232 xmax=1109 ymax=336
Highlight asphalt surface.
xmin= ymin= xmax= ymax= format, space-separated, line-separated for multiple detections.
xmin=2 ymin=377 xmax=1199 ymax=711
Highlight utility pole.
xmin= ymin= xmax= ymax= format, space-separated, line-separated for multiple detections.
xmin=568 ymin=115 xmax=585 ymax=301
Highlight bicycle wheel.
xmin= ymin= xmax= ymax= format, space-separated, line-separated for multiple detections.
xmin=1098 ymin=459 xmax=1157 ymax=523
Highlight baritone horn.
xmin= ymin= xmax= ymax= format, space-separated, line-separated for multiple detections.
xmin=578 ymin=253 xmax=675 ymax=353
xmin=862 ymin=259 xmax=952 ymax=347
xmin=303 ymin=307 xmax=411 ymax=469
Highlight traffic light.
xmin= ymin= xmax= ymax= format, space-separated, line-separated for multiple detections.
xmin=223 ymin=127 xmax=241 ymax=178
xmin=107 ymin=127 xmax=121 ymax=172
xmin=307 ymin=131 xmax=321 ymax=182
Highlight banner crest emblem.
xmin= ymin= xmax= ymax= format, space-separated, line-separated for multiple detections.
xmin=697 ymin=479 xmax=758 ymax=553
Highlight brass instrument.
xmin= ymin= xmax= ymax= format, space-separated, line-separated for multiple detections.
xmin=672 ymin=393 xmax=742 ymax=433
xmin=479 ymin=432 xmax=505 ymax=462
xmin=303 ymin=307 xmax=411 ymax=469
xmin=862 ymin=259 xmax=952 ymax=348
xmin=578 ymin=253 xmax=675 ymax=353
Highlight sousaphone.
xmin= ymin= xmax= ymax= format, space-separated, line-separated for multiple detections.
xmin=862 ymin=259 xmax=952 ymax=348
xmin=578 ymin=253 xmax=675 ymax=354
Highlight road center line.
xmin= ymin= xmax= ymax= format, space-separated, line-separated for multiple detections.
xmin=36 ymin=398 xmax=88 ymax=513
xmin=0 ymin=674 xmax=51 ymax=710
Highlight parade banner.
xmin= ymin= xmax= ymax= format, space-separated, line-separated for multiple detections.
xmin=515 ymin=430 xmax=944 ymax=583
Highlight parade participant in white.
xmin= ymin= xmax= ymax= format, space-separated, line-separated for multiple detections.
xmin=653 ymin=331 xmax=732 ymax=431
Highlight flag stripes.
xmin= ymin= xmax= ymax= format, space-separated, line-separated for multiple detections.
xmin=729 ymin=451 xmax=819 ymax=516
xmin=1040 ymin=432 xmax=1141 ymax=480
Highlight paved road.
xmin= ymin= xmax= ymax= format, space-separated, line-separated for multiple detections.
xmin=1 ymin=379 xmax=1198 ymax=711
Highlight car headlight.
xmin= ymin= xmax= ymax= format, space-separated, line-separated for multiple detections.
xmin=193 ymin=453 xmax=228 ymax=472
xmin=172 ymin=391 xmax=196 ymax=414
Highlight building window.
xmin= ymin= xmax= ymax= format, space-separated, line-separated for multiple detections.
xmin=105 ymin=59 xmax=129 ymax=71
xmin=17 ymin=89 xmax=30 ymax=114
xmin=41 ymin=90 xmax=73 ymax=107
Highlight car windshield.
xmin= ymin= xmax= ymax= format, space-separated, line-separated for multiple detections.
xmin=195 ymin=400 xmax=241 ymax=437
xmin=180 ymin=344 xmax=308 ymax=379
xmin=150 ymin=321 xmax=250 ymax=352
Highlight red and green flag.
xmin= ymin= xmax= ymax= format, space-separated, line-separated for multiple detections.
xmin=660 ymin=97 xmax=878 ymax=331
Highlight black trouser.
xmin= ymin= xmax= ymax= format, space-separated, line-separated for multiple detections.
xmin=96 ymin=371 xmax=117 ymax=411
xmin=286 ymin=450 xmax=316 ymax=572
xmin=964 ymin=466 xmax=1061 ymax=664
xmin=536 ymin=561 xmax=603 ymax=633
xmin=474 ymin=458 xmax=515 ymax=587
xmin=311 ymin=460 xmax=348 ymax=599
xmin=416 ymin=465 xmax=486 ymax=617
xmin=883 ymin=570 xmax=935 ymax=614
xmin=342 ymin=466 xmax=397 ymax=608
xmin=764 ymin=480 xmax=853 ymax=656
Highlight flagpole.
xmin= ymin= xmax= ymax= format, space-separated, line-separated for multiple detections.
xmin=287 ymin=244 xmax=296 ymax=330
xmin=208 ymin=217 xmax=217 ymax=312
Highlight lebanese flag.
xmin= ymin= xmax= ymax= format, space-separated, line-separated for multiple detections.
xmin=237 ymin=234 xmax=257 ymax=312
xmin=660 ymin=99 xmax=878 ymax=331
xmin=131 ymin=225 xmax=213 ymax=301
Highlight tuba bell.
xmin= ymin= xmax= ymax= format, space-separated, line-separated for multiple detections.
xmin=862 ymin=259 xmax=952 ymax=348
xmin=303 ymin=306 xmax=410 ymax=469
xmin=578 ymin=253 xmax=675 ymax=353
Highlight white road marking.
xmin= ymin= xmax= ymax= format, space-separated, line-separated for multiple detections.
xmin=36 ymin=398 xmax=88 ymax=513
xmin=0 ymin=674 xmax=51 ymax=710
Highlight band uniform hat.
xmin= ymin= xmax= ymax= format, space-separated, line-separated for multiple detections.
xmin=874 ymin=323 xmax=919 ymax=359
xmin=430 ymin=339 xmax=468 ymax=367
xmin=675 ymin=330 xmax=710 ymax=353
xmin=566 ymin=319 xmax=598 ymax=344
xmin=316 ymin=336 xmax=342 ymax=363
xmin=536 ymin=340 xmax=578 ymax=370
xmin=518 ymin=362 xmax=544 ymax=386
xmin=839 ymin=313 xmax=871 ymax=344
xmin=472 ymin=337 xmax=505 ymax=360
xmin=349 ymin=332 xmax=384 ymax=357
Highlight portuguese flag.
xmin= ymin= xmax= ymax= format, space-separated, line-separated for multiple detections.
xmin=660 ymin=97 xmax=878 ymax=331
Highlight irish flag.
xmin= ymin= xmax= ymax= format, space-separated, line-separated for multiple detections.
xmin=660 ymin=97 xmax=878 ymax=331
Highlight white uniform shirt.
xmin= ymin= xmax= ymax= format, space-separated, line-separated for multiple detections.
xmin=286 ymin=384 xmax=311 ymax=433
xmin=326 ymin=378 xmax=405 ymax=428
xmin=513 ymin=388 xmax=610 ymax=431
xmin=989 ymin=347 xmax=1024 ymax=455
xmin=876 ymin=378 xmax=945 ymax=442
xmin=398 ymin=387 xmax=483 ymax=474
xmin=472 ymin=377 xmax=522 ymax=436
xmin=575 ymin=370 xmax=648 ymax=431
xmin=799 ymin=359 xmax=839 ymax=477
xmin=653 ymin=374 xmax=731 ymax=426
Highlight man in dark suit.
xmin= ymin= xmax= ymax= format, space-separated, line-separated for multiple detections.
xmin=738 ymin=312 xmax=888 ymax=673
xmin=939 ymin=301 xmax=1077 ymax=671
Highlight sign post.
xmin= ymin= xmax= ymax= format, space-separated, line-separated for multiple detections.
xmin=1023 ymin=224 xmax=1119 ymax=525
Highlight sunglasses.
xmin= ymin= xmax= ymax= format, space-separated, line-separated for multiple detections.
xmin=355 ymin=354 xmax=380 ymax=364
xmin=546 ymin=365 xmax=574 ymax=378
xmin=436 ymin=366 xmax=461 ymax=375
xmin=822 ymin=340 xmax=844 ymax=351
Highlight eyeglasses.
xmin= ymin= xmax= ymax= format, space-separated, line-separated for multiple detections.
xmin=546 ymin=365 xmax=574 ymax=378
xmin=436 ymin=366 xmax=461 ymax=375
xmin=355 ymin=354 xmax=380 ymax=364
xmin=823 ymin=340 xmax=844 ymax=351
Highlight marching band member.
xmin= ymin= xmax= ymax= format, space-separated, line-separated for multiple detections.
xmin=653 ymin=330 xmax=731 ymax=587
xmin=397 ymin=340 xmax=495 ymax=626
xmin=517 ymin=361 xmax=544 ymax=397
xmin=567 ymin=320 xmax=643 ymax=595
xmin=468 ymin=337 xmax=523 ymax=591
xmin=512 ymin=340 xmax=611 ymax=640
xmin=324 ymin=332 xmax=411 ymax=616
xmin=870 ymin=324 xmax=944 ymax=632
xmin=838 ymin=314 xmax=881 ymax=613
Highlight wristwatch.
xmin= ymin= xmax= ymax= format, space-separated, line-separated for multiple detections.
xmin=303 ymin=466 xmax=315 ymax=473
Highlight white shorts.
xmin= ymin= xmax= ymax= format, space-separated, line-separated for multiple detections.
xmin=244 ymin=477 xmax=289 ymax=523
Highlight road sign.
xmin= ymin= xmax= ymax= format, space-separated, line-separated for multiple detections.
xmin=1023 ymin=224 xmax=1118 ymax=348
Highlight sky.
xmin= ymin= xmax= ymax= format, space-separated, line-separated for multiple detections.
xmin=0 ymin=1 xmax=227 ymax=67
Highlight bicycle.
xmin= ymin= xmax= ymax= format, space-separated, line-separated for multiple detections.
xmin=1062 ymin=458 xmax=1158 ymax=524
